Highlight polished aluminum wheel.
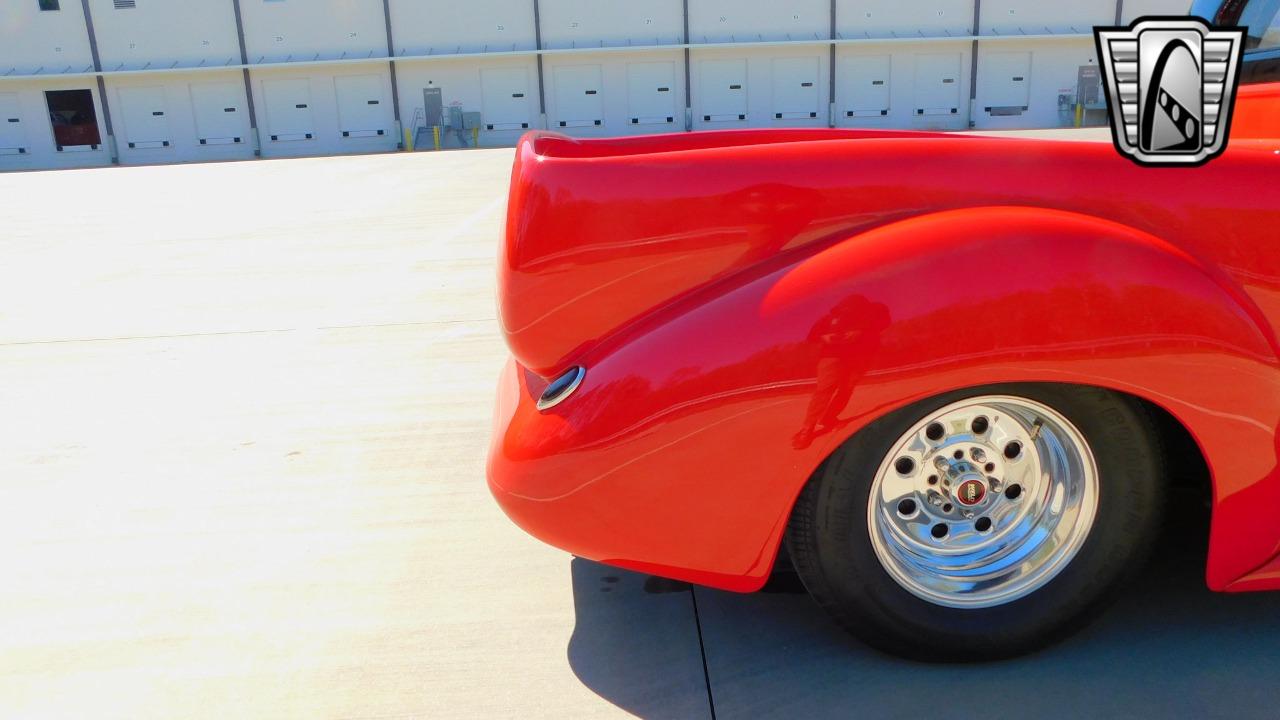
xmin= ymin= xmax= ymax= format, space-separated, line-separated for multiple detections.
xmin=867 ymin=395 xmax=1099 ymax=608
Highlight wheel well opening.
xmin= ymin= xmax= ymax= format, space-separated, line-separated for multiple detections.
xmin=1127 ymin=393 xmax=1213 ymax=543
xmin=778 ymin=385 xmax=1215 ymax=578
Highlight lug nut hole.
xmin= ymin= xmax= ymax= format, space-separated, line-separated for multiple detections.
xmin=931 ymin=523 xmax=949 ymax=539
xmin=927 ymin=475 xmax=939 ymax=485
xmin=897 ymin=498 xmax=918 ymax=516
xmin=985 ymin=462 xmax=995 ymax=472
xmin=1005 ymin=484 xmax=1023 ymax=500
xmin=926 ymin=422 xmax=945 ymax=441
xmin=895 ymin=457 xmax=915 ymax=474
xmin=975 ymin=517 xmax=993 ymax=533
xmin=953 ymin=450 xmax=964 ymax=460
xmin=1004 ymin=441 xmax=1022 ymax=459
xmin=971 ymin=416 xmax=989 ymax=434
xmin=942 ymin=503 xmax=954 ymax=513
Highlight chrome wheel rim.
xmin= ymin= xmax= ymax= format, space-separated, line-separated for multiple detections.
xmin=867 ymin=395 xmax=1099 ymax=608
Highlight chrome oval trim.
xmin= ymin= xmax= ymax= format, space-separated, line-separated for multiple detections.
xmin=536 ymin=365 xmax=586 ymax=412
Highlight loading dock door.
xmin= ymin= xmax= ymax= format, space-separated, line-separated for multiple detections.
xmin=626 ymin=62 xmax=677 ymax=126
xmin=45 ymin=89 xmax=101 ymax=150
xmin=118 ymin=86 xmax=172 ymax=149
xmin=772 ymin=57 xmax=820 ymax=120
xmin=335 ymin=75 xmax=391 ymax=138
xmin=553 ymin=65 xmax=604 ymax=128
xmin=981 ymin=52 xmax=1031 ymax=115
xmin=480 ymin=67 xmax=532 ymax=131
xmin=843 ymin=55 xmax=891 ymax=118
xmin=0 ymin=93 xmax=27 ymax=155
xmin=189 ymin=81 xmax=245 ymax=145
xmin=699 ymin=59 xmax=748 ymax=122
xmin=263 ymin=78 xmax=315 ymax=142
xmin=914 ymin=53 xmax=962 ymax=116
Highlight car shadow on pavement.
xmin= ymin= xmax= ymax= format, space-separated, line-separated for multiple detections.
xmin=566 ymin=491 xmax=1280 ymax=720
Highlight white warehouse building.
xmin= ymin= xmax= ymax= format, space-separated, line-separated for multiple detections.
xmin=0 ymin=0 xmax=1189 ymax=171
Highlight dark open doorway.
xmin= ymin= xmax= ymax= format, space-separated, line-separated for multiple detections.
xmin=45 ymin=89 xmax=101 ymax=150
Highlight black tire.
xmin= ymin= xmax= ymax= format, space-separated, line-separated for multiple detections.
xmin=785 ymin=383 xmax=1163 ymax=661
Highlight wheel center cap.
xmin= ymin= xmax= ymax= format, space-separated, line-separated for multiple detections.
xmin=956 ymin=478 xmax=987 ymax=506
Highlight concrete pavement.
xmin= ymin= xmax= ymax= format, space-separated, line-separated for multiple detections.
xmin=2 ymin=143 xmax=1277 ymax=719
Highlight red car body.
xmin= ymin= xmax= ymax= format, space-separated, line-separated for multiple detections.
xmin=488 ymin=82 xmax=1280 ymax=594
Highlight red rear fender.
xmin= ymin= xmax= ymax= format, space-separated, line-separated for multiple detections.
xmin=490 ymin=206 xmax=1280 ymax=591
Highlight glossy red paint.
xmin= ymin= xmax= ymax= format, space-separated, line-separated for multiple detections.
xmin=489 ymin=84 xmax=1280 ymax=594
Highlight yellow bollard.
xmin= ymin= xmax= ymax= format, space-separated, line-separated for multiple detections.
xmin=472 ymin=127 xmax=480 ymax=148
xmin=403 ymin=127 xmax=414 ymax=152
xmin=432 ymin=125 xmax=441 ymax=151
xmin=1074 ymin=103 xmax=1084 ymax=128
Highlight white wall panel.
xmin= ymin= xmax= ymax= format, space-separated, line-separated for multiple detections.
xmin=108 ymin=71 xmax=253 ymax=165
xmin=627 ymin=61 xmax=679 ymax=126
xmin=550 ymin=65 xmax=605 ymax=128
xmin=262 ymin=78 xmax=316 ymax=142
xmin=771 ymin=57 xmax=821 ymax=119
xmin=481 ymin=66 xmax=535 ymax=130
xmin=980 ymin=0 xmax=1115 ymax=35
xmin=542 ymin=50 xmax=685 ymax=138
xmin=979 ymin=51 xmax=1032 ymax=113
xmin=251 ymin=65 xmax=397 ymax=157
xmin=540 ymin=0 xmax=683 ymax=49
xmin=190 ymin=81 xmax=249 ymax=146
xmin=0 ymin=78 xmax=112 ymax=171
xmin=0 ymin=1 xmax=95 ymax=73
xmin=689 ymin=0 xmax=829 ymax=43
xmin=0 ymin=0 xmax=1167 ymax=169
xmin=393 ymin=56 xmax=540 ymax=146
xmin=0 ymin=93 xmax=30 ymax=155
xmin=335 ymin=74 xmax=393 ymax=138
xmin=837 ymin=44 xmax=969 ymax=129
xmin=693 ymin=46 xmax=828 ymax=129
xmin=388 ymin=0 xmax=536 ymax=54
xmin=836 ymin=1 xmax=973 ymax=38
xmin=838 ymin=54 xmax=891 ymax=118
xmin=1122 ymin=0 xmax=1193 ymax=24
xmin=913 ymin=52 xmax=963 ymax=116
xmin=972 ymin=39 xmax=1099 ymax=129
xmin=241 ymin=0 xmax=386 ymax=62
xmin=697 ymin=58 xmax=749 ymax=122
xmin=117 ymin=85 xmax=172 ymax=149
xmin=90 ymin=0 xmax=239 ymax=70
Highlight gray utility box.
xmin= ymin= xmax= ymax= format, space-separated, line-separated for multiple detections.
xmin=462 ymin=112 xmax=482 ymax=130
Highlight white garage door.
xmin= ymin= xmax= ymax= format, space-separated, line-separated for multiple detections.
xmin=480 ymin=67 xmax=533 ymax=131
xmin=842 ymin=55 xmax=892 ymax=118
xmin=189 ymin=82 xmax=246 ymax=145
xmin=553 ymin=65 xmax=604 ymax=128
xmin=914 ymin=53 xmax=962 ymax=117
xmin=772 ymin=57 xmax=821 ymax=120
xmin=263 ymin=78 xmax=315 ymax=142
xmin=981 ymin=52 xmax=1032 ymax=115
xmin=335 ymin=75 xmax=392 ymax=138
xmin=118 ymin=86 xmax=172 ymax=149
xmin=699 ymin=59 xmax=748 ymax=123
xmin=626 ymin=62 xmax=677 ymax=126
xmin=0 ymin=93 xmax=28 ymax=155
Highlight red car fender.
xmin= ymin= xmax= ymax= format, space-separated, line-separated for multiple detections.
xmin=489 ymin=205 xmax=1280 ymax=592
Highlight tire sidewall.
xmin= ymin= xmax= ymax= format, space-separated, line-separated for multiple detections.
xmin=799 ymin=383 xmax=1160 ymax=659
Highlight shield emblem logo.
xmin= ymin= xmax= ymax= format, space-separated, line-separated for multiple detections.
xmin=1095 ymin=17 xmax=1245 ymax=166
